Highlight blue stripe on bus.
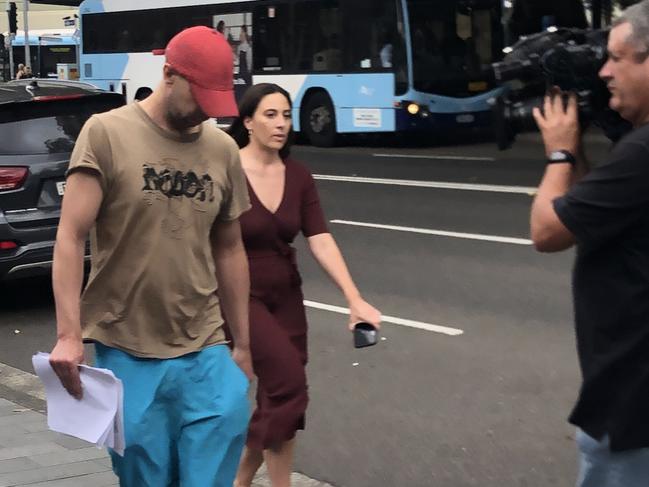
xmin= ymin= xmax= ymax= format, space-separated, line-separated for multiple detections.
xmin=291 ymin=73 xmax=395 ymax=132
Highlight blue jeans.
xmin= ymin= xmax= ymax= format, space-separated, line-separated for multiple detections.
xmin=576 ymin=429 xmax=649 ymax=487
xmin=95 ymin=343 xmax=250 ymax=487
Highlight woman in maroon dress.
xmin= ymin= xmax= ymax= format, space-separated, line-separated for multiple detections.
xmin=227 ymin=84 xmax=381 ymax=487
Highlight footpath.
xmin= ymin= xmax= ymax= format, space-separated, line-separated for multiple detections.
xmin=0 ymin=362 xmax=332 ymax=487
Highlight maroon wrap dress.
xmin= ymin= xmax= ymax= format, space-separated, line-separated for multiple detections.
xmin=239 ymin=158 xmax=328 ymax=450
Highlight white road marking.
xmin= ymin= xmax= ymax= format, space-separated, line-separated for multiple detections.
xmin=303 ymin=300 xmax=464 ymax=336
xmin=373 ymin=152 xmax=495 ymax=161
xmin=330 ymin=219 xmax=533 ymax=246
xmin=312 ymin=174 xmax=536 ymax=195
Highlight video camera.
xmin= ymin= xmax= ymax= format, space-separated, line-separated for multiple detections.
xmin=489 ymin=28 xmax=631 ymax=150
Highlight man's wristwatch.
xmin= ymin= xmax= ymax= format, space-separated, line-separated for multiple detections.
xmin=547 ymin=150 xmax=576 ymax=165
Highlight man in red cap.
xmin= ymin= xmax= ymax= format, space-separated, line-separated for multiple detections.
xmin=49 ymin=26 xmax=253 ymax=486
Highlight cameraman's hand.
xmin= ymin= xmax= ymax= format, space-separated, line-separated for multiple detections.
xmin=532 ymin=91 xmax=580 ymax=156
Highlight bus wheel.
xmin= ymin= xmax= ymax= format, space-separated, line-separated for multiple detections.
xmin=301 ymin=91 xmax=337 ymax=147
xmin=134 ymin=87 xmax=152 ymax=101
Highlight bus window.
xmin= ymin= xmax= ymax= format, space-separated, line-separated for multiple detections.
xmin=254 ymin=3 xmax=344 ymax=73
xmin=40 ymin=46 xmax=76 ymax=78
xmin=11 ymin=47 xmax=38 ymax=73
xmin=83 ymin=8 xmax=211 ymax=54
xmin=253 ymin=5 xmax=285 ymax=71
xmin=341 ymin=0 xmax=404 ymax=74
xmin=508 ymin=0 xmax=587 ymax=41
xmin=253 ymin=0 xmax=405 ymax=87
xmin=310 ymin=4 xmax=343 ymax=72
xmin=211 ymin=12 xmax=254 ymax=102
xmin=407 ymin=0 xmax=502 ymax=97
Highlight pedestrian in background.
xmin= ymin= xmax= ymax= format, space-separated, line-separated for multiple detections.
xmin=227 ymin=83 xmax=381 ymax=487
xmin=15 ymin=63 xmax=25 ymax=79
xmin=49 ymin=26 xmax=252 ymax=487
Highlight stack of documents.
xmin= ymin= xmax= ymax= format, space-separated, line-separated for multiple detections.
xmin=32 ymin=352 xmax=125 ymax=455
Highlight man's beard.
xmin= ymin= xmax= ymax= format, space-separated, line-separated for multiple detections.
xmin=165 ymin=108 xmax=207 ymax=132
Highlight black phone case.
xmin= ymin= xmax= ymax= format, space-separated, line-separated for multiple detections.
xmin=353 ymin=322 xmax=378 ymax=348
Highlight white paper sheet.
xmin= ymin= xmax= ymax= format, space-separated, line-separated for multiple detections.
xmin=32 ymin=352 xmax=125 ymax=455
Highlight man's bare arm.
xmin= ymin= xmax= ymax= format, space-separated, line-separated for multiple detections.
xmin=50 ymin=170 xmax=103 ymax=398
xmin=211 ymin=219 xmax=253 ymax=379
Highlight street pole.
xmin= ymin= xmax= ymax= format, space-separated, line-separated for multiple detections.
xmin=22 ymin=0 xmax=29 ymax=69
xmin=5 ymin=1 xmax=14 ymax=79
xmin=8 ymin=34 xmax=14 ymax=79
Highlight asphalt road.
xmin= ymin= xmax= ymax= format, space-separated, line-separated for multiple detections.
xmin=0 ymin=134 xmax=613 ymax=487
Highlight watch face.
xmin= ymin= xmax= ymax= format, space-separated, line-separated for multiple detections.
xmin=549 ymin=151 xmax=573 ymax=163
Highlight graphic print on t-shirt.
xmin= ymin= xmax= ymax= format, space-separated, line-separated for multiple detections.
xmin=141 ymin=158 xmax=217 ymax=239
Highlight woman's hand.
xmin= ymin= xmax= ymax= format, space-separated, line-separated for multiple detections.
xmin=348 ymin=298 xmax=382 ymax=331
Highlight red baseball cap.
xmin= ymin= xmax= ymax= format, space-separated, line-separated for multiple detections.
xmin=153 ymin=26 xmax=238 ymax=117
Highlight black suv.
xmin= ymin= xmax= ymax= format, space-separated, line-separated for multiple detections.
xmin=0 ymin=79 xmax=124 ymax=281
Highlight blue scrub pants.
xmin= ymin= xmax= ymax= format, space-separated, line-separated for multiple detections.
xmin=95 ymin=343 xmax=250 ymax=487
xmin=576 ymin=429 xmax=649 ymax=487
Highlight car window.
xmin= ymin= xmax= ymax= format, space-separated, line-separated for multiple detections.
xmin=0 ymin=96 xmax=122 ymax=155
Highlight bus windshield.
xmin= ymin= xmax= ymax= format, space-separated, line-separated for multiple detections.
xmin=406 ymin=0 xmax=502 ymax=97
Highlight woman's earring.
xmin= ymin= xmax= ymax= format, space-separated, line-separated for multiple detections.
xmin=248 ymin=128 xmax=253 ymax=136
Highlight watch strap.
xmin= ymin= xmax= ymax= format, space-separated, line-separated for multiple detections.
xmin=547 ymin=150 xmax=576 ymax=165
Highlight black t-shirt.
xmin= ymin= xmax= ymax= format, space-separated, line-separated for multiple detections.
xmin=553 ymin=124 xmax=649 ymax=451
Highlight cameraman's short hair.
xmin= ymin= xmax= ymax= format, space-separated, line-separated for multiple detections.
xmin=614 ymin=0 xmax=649 ymax=62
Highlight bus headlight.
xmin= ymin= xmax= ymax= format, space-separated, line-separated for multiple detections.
xmin=407 ymin=103 xmax=420 ymax=115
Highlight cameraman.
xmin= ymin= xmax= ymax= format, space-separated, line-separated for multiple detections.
xmin=530 ymin=1 xmax=649 ymax=485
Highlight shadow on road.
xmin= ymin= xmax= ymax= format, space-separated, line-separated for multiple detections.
xmin=0 ymin=276 xmax=54 ymax=311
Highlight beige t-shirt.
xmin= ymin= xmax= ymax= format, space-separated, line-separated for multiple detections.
xmin=67 ymin=103 xmax=250 ymax=358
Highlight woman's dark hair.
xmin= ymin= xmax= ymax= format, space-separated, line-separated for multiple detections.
xmin=227 ymin=83 xmax=294 ymax=159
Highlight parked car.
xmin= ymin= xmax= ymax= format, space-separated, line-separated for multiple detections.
xmin=0 ymin=79 xmax=124 ymax=281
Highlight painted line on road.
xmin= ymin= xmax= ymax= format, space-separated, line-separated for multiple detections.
xmin=312 ymin=174 xmax=536 ymax=195
xmin=330 ymin=219 xmax=533 ymax=246
xmin=373 ymin=152 xmax=495 ymax=161
xmin=304 ymin=300 xmax=464 ymax=336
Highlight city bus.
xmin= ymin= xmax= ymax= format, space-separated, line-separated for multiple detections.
xmin=78 ymin=0 xmax=505 ymax=146
xmin=11 ymin=29 xmax=79 ymax=79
